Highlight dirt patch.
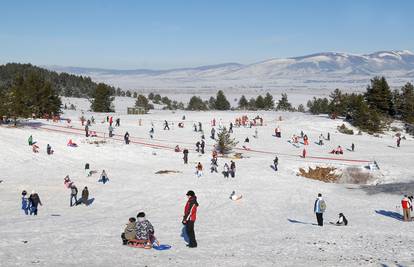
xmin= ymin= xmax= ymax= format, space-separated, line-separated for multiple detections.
xmin=298 ymin=166 xmax=341 ymax=183
xmin=155 ymin=170 xmax=182 ymax=174
xmin=340 ymin=167 xmax=373 ymax=184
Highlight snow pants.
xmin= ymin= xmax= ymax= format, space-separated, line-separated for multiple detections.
xmin=403 ymin=208 xmax=411 ymax=221
xmin=186 ymin=221 xmax=197 ymax=247
xmin=316 ymin=212 xmax=323 ymax=226
xmin=70 ymin=194 xmax=78 ymax=206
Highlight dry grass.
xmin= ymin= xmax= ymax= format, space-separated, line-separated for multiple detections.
xmin=298 ymin=166 xmax=341 ymax=183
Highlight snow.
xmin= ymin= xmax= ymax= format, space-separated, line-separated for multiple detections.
xmin=1 ymin=97 xmax=414 ymax=266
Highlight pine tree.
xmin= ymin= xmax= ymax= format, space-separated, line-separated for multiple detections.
xmin=187 ymin=96 xmax=208 ymax=110
xmin=148 ymin=92 xmax=154 ymax=100
xmin=297 ymin=104 xmax=305 ymax=112
xmin=133 ymin=92 xmax=138 ymax=98
xmin=365 ymin=76 xmax=393 ymax=115
xmin=238 ymin=95 xmax=248 ymax=109
xmin=91 ymin=83 xmax=114 ymax=112
xmin=248 ymin=98 xmax=256 ymax=110
xmin=263 ymin=92 xmax=274 ymax=110
xmin=255 ymin=95 xmax=265 ymax=109
xmin=276 ymin=93 xmax=293 ymax=111
xmin=135 ymin=94 xmax=151 ymax=111
xmin=208 ymin=96 xmax=216 ymax=110
xmin=126 ymin=90 xmax=131 ymax=97
xmin=214 ymin=90 xmax=230 ymax=110
xmin=216 ymin=127 xmax=238 ymax=154
xmin=400 ymin=82 xmax=414 ymax=123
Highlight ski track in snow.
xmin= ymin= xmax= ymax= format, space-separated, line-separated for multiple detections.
xmin=0 ymin=97 xmax=414 ymax=266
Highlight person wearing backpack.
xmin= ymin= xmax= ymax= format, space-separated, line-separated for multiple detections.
xmin=314 ymin=193 xmax=326 ymax=226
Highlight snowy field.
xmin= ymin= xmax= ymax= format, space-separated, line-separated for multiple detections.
xmin=1 ymin=97 xmax=414 ymax=266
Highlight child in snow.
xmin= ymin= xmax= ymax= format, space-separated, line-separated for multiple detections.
xmin=124 ymin=132 xmax=130 ymax=144
xmin=210 ymin=157 xmax=218 ymax=173
xmin=64 ymin=175 xmax=73 ymax=188
xmin=230 ymin=161 xmax=236 ymax=178
xmin=196 ymin=162 xmax=203 ymax=178
xmin=32 ymin=144 xmax=39 ymax=153
xmin=67 ymin=139 xmax=78 ymax=147
xmin=28 ymin=135 xmax=35 ymax=146
xmin=99 ymin=170 xmax=109 ymax=184
xmin=229 ymin=190 xmax=242 ymax=201
xmin=70 ymin=185 xmax=78 ymax=207
xmin=85 ymin=163 xmax=91 ymax=177
xmin=335 ymin=213 xmax=348 ymax=226
xmin=175 ymin=145 xmax=181 ymax=152
xmin=273 ymin=156 xmax=278 ymax=171
xmin=183 ymin=149 xmax=189 ymax=164
xmin=21 ymin=190 xmax=30 ymax=215
xmin=28 ymin=191 xmax=42 ymax=216
xmin=82 ymin=186 xmax=89 ymax=205
xmin=136 ymin=212 xmax=156 ymax=245
xmin=121 ymin=217 xmax=137 ymax=245
xmin=46 ymin=144 xmax=54 ymax=155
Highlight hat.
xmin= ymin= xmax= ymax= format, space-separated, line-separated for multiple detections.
xmin=186 ymin=190 xmax=195 ymax=197
xmin=137 ymin=212 xmax=145 ymax=218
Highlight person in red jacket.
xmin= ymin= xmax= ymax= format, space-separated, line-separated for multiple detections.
xmin=182 ymin=190 xmax=199 ymax=248
xmin=402 ymin=195 xmax=411 ymax=221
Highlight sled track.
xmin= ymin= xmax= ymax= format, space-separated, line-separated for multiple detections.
xmin=34 ymin=123 xmax=372 ymax=165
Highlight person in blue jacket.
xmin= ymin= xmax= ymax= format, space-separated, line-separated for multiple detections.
xmin=314 ymin=193 xmax=326 ymax=226
xmin=21 ymin=190 xmax=30 ymax=215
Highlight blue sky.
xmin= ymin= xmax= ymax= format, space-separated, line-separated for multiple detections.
xmin=0 ymin=0 xmax=413 ymax=69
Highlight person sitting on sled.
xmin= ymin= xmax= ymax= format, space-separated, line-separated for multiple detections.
xmin=335 ymin=213 xmax=348 ymax=226
xmin=32 ymin=144 xmax=39 ymax=153
xmin=67 ymin=139 xmax=78 ymax=147
xmin=136 ymin=212 xmax=157 ymax=245
xmin=121 ymin=217 xmax=137 ymax=245
xmin=174 ymin=145 xmax=181 ymax=152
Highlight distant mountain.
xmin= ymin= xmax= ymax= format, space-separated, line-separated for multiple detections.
xmin=45 ymin=50 xmax=414 ymax=90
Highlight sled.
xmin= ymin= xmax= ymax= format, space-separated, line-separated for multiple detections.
xmin=242 ymin=145 xmax=251 ymax=151
xmin=127 ymin=239 xmax=152 ymax=249
xmin=230 ymin=195 xmax=243 ymax=201
xmin=152 ymin=244 xmax=172 ymax=251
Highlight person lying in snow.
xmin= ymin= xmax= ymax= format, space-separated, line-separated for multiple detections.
xmin=32 ymin=144 xmax=39 ymax=153
xmin=330 ymin=146 xmax=343 ymax=154
xmin=67 ymin=139 xmax=78 ymax=147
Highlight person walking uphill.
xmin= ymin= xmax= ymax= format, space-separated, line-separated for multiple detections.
xmin=402 ymin=195 xmax=411 ymax=221
xmin=182 ymin=190 xmax=199 ymax=248
xmin=82 ymin=186 xmax=89 ymax=205
xmin=28 ymin=191 xmax=42 ymax=216
xmin=314 ymin=193 xmax=326 ymax=226
xmin=183 ymin=148 xmax=189 ymax=164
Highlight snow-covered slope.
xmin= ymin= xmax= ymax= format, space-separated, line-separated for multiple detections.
xmin=0 ymin=97 xmax=413 ymax=266
xmin=45 ymin=50 xmax=414 ymax=90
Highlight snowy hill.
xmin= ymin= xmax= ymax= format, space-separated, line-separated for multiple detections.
xmin=0 ymin=97 xmax=414 ymax=266
xmin=45 ymin=50 xmax=414 ymax=91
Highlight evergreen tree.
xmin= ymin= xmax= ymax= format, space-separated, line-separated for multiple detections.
xmin=161 ymin=96 xmax=172 ymax=106
xmin=135 ymin=94 xmax=152 ymax=111
xmin=307 ymin=97 xmax=330 ymax=114
xmin=214 ymin=90 xmax=230 ymax=110
xmin=148 ymin=92 xmax=154 ymax=100
xmin=329 ymin=88 xmax=346 ymax=116
xmin=125 ymin=90 xmax=131 ymax=97
xmin=91 ymin=83 xmax=114 ymax=112
xmin=248 ymin=98 xmax=256 ymax=110
xmin=276 ymin=93 xmax=293 ymax=111
xmin=116 ymin=88 xmax=122 ymax=96
xmin=238 ymin=95 xmax=248 ymax=109
xmin=400 ymin=82 xmax=414 ymax=123
xmin=208 ymin=96 xmax=216 ymax=110
xmin=365 ymin=76 xmax=393 ymax=115
xmin=187 ymin=96 xmax=208 ymax=110
xmin=255 ymin=95 xmax=265 ymax=109
xmin=297 ymin=104 xmax=305 ymax=112
xmin=133 ymin=92 xmax=138 ymax=98
xmin=153 ymin=94 xmax=162 ymax=103
xmin=263 ymin=92 xmax=274 ymax=110
xmin=216 ymin=127 xmax=238 ymax=155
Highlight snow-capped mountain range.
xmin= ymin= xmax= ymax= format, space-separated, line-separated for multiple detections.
xmin=46 ymin=50 xmax=414 ymax=90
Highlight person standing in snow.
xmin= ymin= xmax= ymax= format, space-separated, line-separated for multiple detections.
xmin=99 ymin=170 xmax=109 ymax=184
xmin=200 ymin=140 xmax=205 ymax=154
xmin=210 ymin=157 xmax=218 ymax=173
xmin=85 ymin=124 xmax=89 ymax=137
xmin=351 ymin=143 xmax=355 ymax=152
xmin=319 ymin=134 xmax=324 ymax=146
xmin=273 ymin=156 xmax=279 ymax=171
xmin=21 ymin=190 xmax=30 ymax=215
xmin=124 ymin=132 xmax=130 ymax=144
xmin=198 ymin=122 xmax=202 ymax=132
xmin=327 ymin=132 xmax=330 ymax=141
xmin=196 ymin=162 xmax=203 ymax=178
xmin=85 ymin=163 xmax=91 ymax=177
xmin=108 ymin=125 xmax=114 ymax=138
xmin=314 ymin=193 xmax=326 ymax=226
xmin=182 ymin=190 xmax=199 ymax=248
xmin=183 ymin=148 xmax=189 ymax=164
xmin=229 ymin=122 xmax=233 ymax=133
xmin=116 ymin=118 xmax=120 ymax=127
xmin=195 ymin=141 xmax=200 ymax=153
xmin=211 ymin=128 xmax=216 ymax=140
xmin=397 ymin=136 xmax=401 ymax=147
xmin=149 ymin=127 xmax=154 ymax=139
xmin=223 ymin=163 xmax=230 ymax=178
xmin=70 ymin=185 xmax=78 ymax=207
xmin=230 ymin=160 xmax=236 ymax=178
xmin=402 ymin=195 xmax=411 ymax=221
xmin=46 ymin=144 xmax=54 ymax=155
xmin=28 ymin=135 xmax=33 ymax=146
xmin=29 ymin=191 xmax=42 ymax=216
xmin=82 ymin=186 xmax=89 ymax=205
xmin=164 ymin=120 xmax=170 ymax=130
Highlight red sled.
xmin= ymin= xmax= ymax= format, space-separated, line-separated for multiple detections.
xmin=127 ymin=239 xmax=152 ymax=249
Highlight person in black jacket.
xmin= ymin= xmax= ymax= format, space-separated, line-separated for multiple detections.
xmin=70 ymin=185 xmax=78 ymax=207
xmin=124 ymin=132 xmax=130 ymax=144
xmin=29 ymin=191 xmax=42 ymax=216
xmin=183 ymin=149 xmax=189 ymax=164
xmin=273 ymin=156 xmax=278 ymax=171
